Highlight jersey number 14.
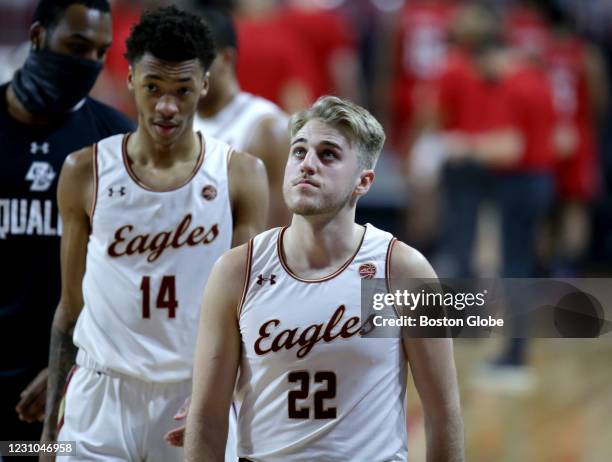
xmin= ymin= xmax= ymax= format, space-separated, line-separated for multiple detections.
xmin=140 ymin=275 xmax=178 ymax=318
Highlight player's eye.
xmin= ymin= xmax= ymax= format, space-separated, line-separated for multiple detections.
xmin=144 ymin=84 xmax=158 ymax=93
xmin=177 ymin=87 xmax=192 ymax=96
xmin=321 ymin=150 xmax=337 ymax=160
xmin=292 ymin=147 xmax=307 ymax=158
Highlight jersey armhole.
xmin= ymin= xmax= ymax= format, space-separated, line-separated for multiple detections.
xmin=385 ymin=238 xmax=403 ymax=320
xmin=385 ymin=237 xmax=398 ymax=292
xmin=236 ymin=238 xmax=254 ymax=320
xmin=89 ymin=143 xmax=99 ymax=230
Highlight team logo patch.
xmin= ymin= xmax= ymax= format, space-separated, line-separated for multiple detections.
xmin=202 ymin=185 xmax=217 ymax=200
xmin=358 ymin=263 xmax=377 ymax=279
xmin=25 ymin=161 xmax=56 ymax=191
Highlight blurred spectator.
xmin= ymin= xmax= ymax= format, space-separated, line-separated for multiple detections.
xmin=385 ymin=0 xmax=458 ymax=152
xmin=92 ymin=0 xmax=143 ymax=117
xmin=192 ymin=6 xmax=290 ymax=227
xmin=432 ymin=4 xmax=558 ymax=384
xmin=541 ymin=4 xmax=608 ymax=276
xmin=278 ymin=0 xmax=362 ymax=103
xmin=233 ymin=0 xmax=317 ymax=113
xmin=504 ymin=0 xmax=551 ymax=57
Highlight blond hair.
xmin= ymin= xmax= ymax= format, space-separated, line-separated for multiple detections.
xmin=289 ymin=96 xmax=386 ymax=169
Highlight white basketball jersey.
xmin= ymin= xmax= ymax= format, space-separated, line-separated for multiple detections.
xmin=193 ymin=92 xmax=284 ymax=151
xmin=74 ymin=132 xmax=233 ymax=382
xmin=236 ymin=225 xmax=408 ymax=461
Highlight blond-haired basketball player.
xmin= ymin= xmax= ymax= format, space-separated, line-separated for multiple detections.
xmin=41 ymin=7 xmax=268 ymax=461
xmin=184 ymin=96 xmax=464 ymax=461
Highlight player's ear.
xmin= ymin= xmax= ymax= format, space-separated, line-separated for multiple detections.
xmin=29 ymin=22 xmax=45 ymax=50
xmin=354 ymin=169 xmax=375 ymax=197
xmin=127 ymin=66 xmax=134 ymax=92
xmin=201 ymin=70 xmax=210 ymax=98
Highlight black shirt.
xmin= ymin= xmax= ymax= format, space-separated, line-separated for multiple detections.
xmin=0 ymin=83 xmax=135 ymax=374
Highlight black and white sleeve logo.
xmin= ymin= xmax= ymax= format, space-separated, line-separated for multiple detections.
xmin=25 ymin=161 xmax=56 ymax=191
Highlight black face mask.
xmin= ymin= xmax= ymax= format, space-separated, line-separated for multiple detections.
xmin=11 ymin=48 xmax=102 ymax=116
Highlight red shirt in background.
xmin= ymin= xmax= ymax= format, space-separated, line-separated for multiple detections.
xmin=437 ymin=49 xmax=557 ymax=172
xmin=437 ymin=49 xmax=512 ymax=134
xmin=503 ymin=60 xmax=557 ymax=172
xmin=545 ymin=36 xmax=599 ymax=200
xmin=235 ymin=14 xmax=317 ymax=108
xmin=392 ymin=0 xmax=457 ymax=137
xmin=277 ymin=6 xmax=355 ymax=98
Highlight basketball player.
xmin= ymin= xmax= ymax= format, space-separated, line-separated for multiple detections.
xmin=0 ymin=0 xmax=134 ymax=454
xmin=192 ymin=6 xmax=290 ymax=227
xmin=40 ymin=6 xmax=268 ymax=461
xmin=184 ymin=96 xmax=464 ymax=461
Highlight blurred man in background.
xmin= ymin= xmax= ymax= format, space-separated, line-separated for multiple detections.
xmin=540 ymin=4 xmax=608 ymax=276
xmin=433 ymin=3 xmax=558 ymax=386
xmin=232 ymin=0 xmax=316 ymax=113
xmin=193 ymin=6 xmax=290 ymax=227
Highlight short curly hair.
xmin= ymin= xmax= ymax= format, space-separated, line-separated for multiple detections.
xmin=125 ymin=5 xmax=216 ymax=71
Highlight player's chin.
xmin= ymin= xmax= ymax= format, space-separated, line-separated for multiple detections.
xmin=287 ymin=198 xmax=325 ymax=216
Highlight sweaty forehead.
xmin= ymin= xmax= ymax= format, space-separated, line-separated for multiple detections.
xmin=50 ymin=4 xmax=111 ymax=44
xmin=293 ymin=119 xmax=351 ymax=149
xmin=135 ymin=53 xmax=204 ymax=82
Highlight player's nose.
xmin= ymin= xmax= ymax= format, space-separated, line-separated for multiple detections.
xmin=155 ymin=95 xmax=179 ymax=118
xmin=299 ymin=148 xmax=317 ymax=175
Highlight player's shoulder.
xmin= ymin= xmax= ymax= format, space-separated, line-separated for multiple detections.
xmin=62 ymin=145 xmax=95 ymax=179
xmin=58 ymin=145 xmax=95 ymax=207
xmin=84 ymin=97 xmax=136 ymax=133
xmin=212 ymin=242 xmax=252 ymax=282
xmin=229 ymin=148 xmax=266 ymax=177
xmin=389 ymin=240 xmax=437 ymax=279
xmin=244 ymin=92 xmax=283 ymax=112
xmin=243 ymin=92 xmax=287 ymax=122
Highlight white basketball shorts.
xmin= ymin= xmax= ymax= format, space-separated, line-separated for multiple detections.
xmin=57 ymin=349 xmax=190 ymax=461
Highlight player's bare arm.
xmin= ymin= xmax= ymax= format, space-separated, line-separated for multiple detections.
xmin=247 ymin=115 xmax=291 ymax=227
xmin=41 ymin=146 xmax=94 ymax=446
xmin=229 ymin=150 xmax=269 ymax=246
xmin=184 ymin=245 xmax=247 ymax=462
xmin=390 ymin=241 xmax=465 ymax=462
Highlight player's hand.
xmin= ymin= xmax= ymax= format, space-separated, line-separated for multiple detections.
xmin=16 ymin=368 xmax=48 ymax=422
xmin=164 ymin=396 xmax=190 ymax=447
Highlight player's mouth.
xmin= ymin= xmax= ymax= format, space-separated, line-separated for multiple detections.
xmin=293 ymin=177 xmax=319 ymax=188
xmin=153 ymin=121 xmax=179 ymax=137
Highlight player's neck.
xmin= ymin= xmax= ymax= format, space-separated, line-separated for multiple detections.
xmin=283 ymin=211 xmax=363 ymax=274
xmin=129 ymin=127 xmax=200 ymax=167
xmin=5 ymin=83 xmax=50 ymax=125
xmin=198 ymin=79 xmax=239 ymax=118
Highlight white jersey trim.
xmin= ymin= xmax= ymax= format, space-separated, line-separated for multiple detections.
xmin=120 ymin=132 xmax=205 ymax=193
xmin=236 ymin=238 xmax=254 ymax=320
xmin=276 ymin=225 xmax=367 ymax=283
xmin=89 ymin=142 xmax=99 ymax=229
